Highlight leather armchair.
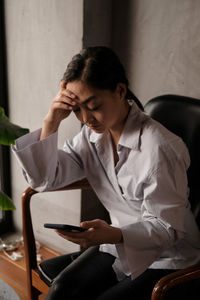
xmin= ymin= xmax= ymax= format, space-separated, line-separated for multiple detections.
xmin=21 ymin=94 xmax=200 ymax=299
xmin=145 ymin=94 xmax=200 ymax=299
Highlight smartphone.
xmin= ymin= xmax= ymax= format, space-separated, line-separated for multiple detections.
xmin=44 ymin=223 xmax=86 ymax=232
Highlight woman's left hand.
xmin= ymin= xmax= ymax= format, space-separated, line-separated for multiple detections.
xmin=55 ymin=219 xmax=123 ymax=248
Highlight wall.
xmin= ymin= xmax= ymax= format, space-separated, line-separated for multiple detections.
xmin=83 ymin=0 xmax=112 ymax=47
xmin=112 ymin=0 xmax=200 ymax=104
xmin=5 ymin=0 xmax=83 ymax=253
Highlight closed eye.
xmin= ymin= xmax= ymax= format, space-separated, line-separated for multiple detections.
xmin=73 ymin=105 xmax=101 ymax=113
xmin=88 ymin=105 xmax=101 ymax=112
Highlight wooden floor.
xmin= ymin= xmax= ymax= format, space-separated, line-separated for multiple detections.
xmin=0 ymin=242 xmax=60 ymax=299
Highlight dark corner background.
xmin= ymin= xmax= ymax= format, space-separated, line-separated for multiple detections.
xmin=0 ymin=0 xmax=13 ymax=234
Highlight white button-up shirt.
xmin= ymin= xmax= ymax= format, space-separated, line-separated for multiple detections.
xmin=12 ymin=102 xmax=200 ymax=280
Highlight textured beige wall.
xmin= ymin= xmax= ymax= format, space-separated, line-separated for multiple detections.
xmin=5 ymin=0 xmax=83 ymax=253
xmin=112 ymin=0 xmax=200 ymax=104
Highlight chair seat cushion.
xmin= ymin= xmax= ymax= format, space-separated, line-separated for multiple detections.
xmin=38 ymin=251 xmax=80 ymax=286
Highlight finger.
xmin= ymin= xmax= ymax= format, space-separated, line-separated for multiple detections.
xmin=55 ymin=230 xmax=74 ymax=240
xmin=55 ymin=94 xmax=76 ymax=107
xmin=60 ymin=80 xmax=67 ymax=89
xmin=53 ymin=100 xmax=73 ymax=111
xmin=60 ymin=82 xmax=76 ymax=100
xmin=81 ymin=219 xmax=102 ymax=229
xmin=55 ymin=229 xmax=86 ymax=237
xmin=63 ymin=89 xmax=76 ymax=99
xmin=58 ymin=90 xmax=76 ymax=102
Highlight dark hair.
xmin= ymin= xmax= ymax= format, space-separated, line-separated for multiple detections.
xmin=62 ymin=46 xmax=143 ymax=111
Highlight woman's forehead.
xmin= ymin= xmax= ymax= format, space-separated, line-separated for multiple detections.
xmin=66 ymin=81 xmax=96 ymax=100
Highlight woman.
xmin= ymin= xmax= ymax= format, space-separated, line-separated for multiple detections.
xmin=12 ymin=47 xmax=200 ymax=299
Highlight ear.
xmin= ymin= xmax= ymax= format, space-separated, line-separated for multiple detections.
xmin=116 ymin=83 xmax=127 ymax=100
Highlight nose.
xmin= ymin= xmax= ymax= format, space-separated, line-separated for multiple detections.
xmin=82 ymin=109 xmax=94 ymax=124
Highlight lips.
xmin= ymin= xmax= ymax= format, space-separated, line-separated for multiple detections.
xmin=87 ymin=123 xmax=99 ymax=128
xmin=90 ymin=125 xmax=100 ymax=130
xmin=87 ymin=123 xmax=103 ymax=131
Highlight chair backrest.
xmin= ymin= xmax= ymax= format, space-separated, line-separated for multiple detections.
xmin=144 ymin=94 xmax=200 ymax=228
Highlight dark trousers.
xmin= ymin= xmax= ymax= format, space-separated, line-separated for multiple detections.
xmin=46 ymin=246 xmax=196 ymax=300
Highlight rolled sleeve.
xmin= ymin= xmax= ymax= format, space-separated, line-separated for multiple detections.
xmin=12 ymin=129 xmax=85 ymax=191
xmin=116 ymin=144 xmax=189 ymax=279
xmin=116 ymin=219 xmax=176 ymax=279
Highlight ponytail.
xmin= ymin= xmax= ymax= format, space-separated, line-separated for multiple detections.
xmin=126 ymin=88 xmax=144 ymax=111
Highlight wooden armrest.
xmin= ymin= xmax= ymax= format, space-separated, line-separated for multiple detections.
xmin=57 ymin=178 xmax=91 ymax=191
xmin=21 ymin=178 xmax=91 ymax=296
xmin=151 ymin=261 xmax=200 ymax=300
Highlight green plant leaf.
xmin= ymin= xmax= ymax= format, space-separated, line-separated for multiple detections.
xmin=0 ymin=190 xmax=16 ymax=211
xmin=0 ymin=107 xmax=29 ymax=145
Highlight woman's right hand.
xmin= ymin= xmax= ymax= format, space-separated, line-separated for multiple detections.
xmin=40 ymin=81 xmax=76 ymax=139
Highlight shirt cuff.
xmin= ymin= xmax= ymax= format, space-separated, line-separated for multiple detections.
xmin=12 ymin=128 xmax=58 ymax=152
xmin=13 ymin=128 xmax=42 ymax=150
xmin=115 ymin=243 xmax=131 ymax=276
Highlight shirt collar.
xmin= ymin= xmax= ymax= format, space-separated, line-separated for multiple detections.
xmin=118 ymin=101 xmax=149 ymax=151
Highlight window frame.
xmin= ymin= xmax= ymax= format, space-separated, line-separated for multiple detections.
xmin=0 ymin=0 xmax=13 ymax=234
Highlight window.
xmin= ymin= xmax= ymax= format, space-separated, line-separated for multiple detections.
xmin=0 ymin=0 xmax=13 ymax=234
